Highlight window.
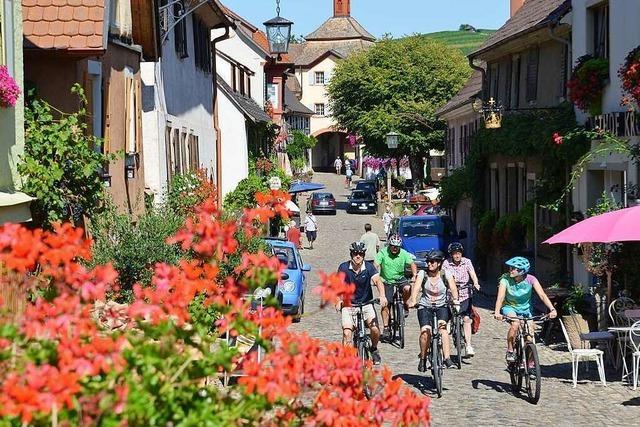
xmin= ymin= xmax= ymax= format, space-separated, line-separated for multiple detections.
xmin=490 ymin=164 xmax=499 ymax=212
xmin=511 ymin=55 xmax=521 ymax=108
xmin=489 ymin=63 xmax=499 ymax=99
xmin=172 ymin=128 xmax=181 ymax=175
xmin=591 ymin=2 xmax=609 ymax=59
xmin=526 ymin=47 xmax=539 ymax=103
xmin=192 ymin=16 xmax=211 ymax=73
xmin=314 ymin=103 xmax=325 ymax=116
xmin=239 ymin=69 xmax=245 ymax=95
xmin=179 ymin=131 xmax=187 ymax=172
xmin=124 ymin=70 xmax=141 ymax=155
xmin=231 ymin=64 xmax=237 ymax=91
xmin=188 ymin=134 xmax=199 ymax=170
xmin=165 ymin=126 xmax=173 ymax=182
xmin=504 ymin=59 xmax=513 ymax=109
xmin=315 ymin=71 xmax=325 ymax=85
xmin=174 ymin=1 xmax=188 ymax=59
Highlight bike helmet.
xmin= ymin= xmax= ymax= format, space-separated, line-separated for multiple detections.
xmin=349 ymin=241 xmax=366 ymax=254
xmin=447 ymin=242 xmax=464 ymax=255
xmin=505 ymin=256 xmax=530 ymax=274
xmin=388 ymin=234 xmax=402 ymax=247
xmin=425 ymin=249 xmax=446 ymax=262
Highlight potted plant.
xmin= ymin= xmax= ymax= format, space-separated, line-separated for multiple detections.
xmin=567 ymin=55 xmax=609 ymax=116
xmin=619 ymin=45 xmax=640 ymax=109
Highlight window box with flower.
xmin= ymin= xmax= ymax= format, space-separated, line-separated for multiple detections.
xmin=619 ymin=45 xmax=640 ymax=110
xmin=567 ymin=55 xmax=609 ymax=116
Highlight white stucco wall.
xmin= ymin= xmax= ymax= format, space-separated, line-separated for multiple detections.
xmin=141 ymin=13 xmax=217 ymax=201
xmin=218 ymin=91 xmax=249 ymax=198
xmin=296 ymin=56 xmax=338 ymax=135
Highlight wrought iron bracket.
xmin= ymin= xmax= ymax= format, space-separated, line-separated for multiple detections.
xmin=159 ymin=0 xmax=209 ymax=44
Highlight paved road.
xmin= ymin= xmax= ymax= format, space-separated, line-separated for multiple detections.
xmin=291 ymin=172 xmax=639 ymax=426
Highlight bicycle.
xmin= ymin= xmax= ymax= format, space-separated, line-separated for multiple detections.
xmin=502 ymin=314 xmax=549 ymax=404
xmin=427 ymin=301 xmax=446 ymax=398
xmin=450 ymin=283 xmax=474 ymax=369
xmin=351 ymin=298 xmax=381 ymax=399
xmin=386 ymin=278 xmax=409 ymax=349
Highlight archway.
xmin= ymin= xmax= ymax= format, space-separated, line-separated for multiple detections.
xmin=311 ymin=129 xmax=355 ymax=172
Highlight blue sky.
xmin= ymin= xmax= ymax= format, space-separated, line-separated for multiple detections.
xmin=220 ymin=0 xmax=510 ymax=38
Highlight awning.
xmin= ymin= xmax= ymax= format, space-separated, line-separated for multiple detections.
xmin=0 ymin=192 xmax=35 ymax=224
xmin=288 ymin=181 xmax=325 ymax=194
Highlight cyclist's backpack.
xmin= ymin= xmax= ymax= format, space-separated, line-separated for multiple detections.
xmin=471 ymin=305 xmax=481 ymax=334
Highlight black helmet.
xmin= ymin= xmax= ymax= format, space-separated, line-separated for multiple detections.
xmin=425 ymin=249 xmax=446 ymax=262
xmin=448 ymin=242 xmax=464 ymax=255
xmin=349 ymin=242 xmax=366 ymax=254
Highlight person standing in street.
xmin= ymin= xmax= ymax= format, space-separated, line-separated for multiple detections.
xmin=359 ymin=223 xmax=381 ymax=263
xmin=303 ymin=212 xmax=318 ymax=249
xmin=334 ymin=157 xmax=343 ymax=174
xmin=345 ymin=167 xmax=353 ymax=188
xmin=382 ymin=205 xmax=394 ymax=238
xmin=286 ymin=220 xmax=302 ymax=249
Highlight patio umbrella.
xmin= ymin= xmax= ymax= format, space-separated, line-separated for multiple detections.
xmin=288 ymin=182 xmax=325 ymax=194
xmin=543 ymin=205 xmax=640 ymax=244
xmin=543 ymin=205 xmax=640 ymax=302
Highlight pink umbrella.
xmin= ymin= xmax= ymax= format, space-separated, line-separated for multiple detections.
xmin=543 ymin=205 xmax=640 ymax=244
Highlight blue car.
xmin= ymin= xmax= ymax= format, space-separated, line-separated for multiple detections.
xmin=391 ymin=215 xmax=467 ymax=262
xmin=265 ymin=238 xmax=311 ymax=322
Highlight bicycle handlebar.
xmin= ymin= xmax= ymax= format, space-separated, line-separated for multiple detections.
xmin=386 ymin=278 xmax=410 ymax=287
xmin=351 ymin=298 xmax=380 ymax=309
xmin=500 ymin=314 xmax=550 ymax=322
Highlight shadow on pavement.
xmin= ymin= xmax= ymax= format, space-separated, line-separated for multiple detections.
xmin=540 ymin=361 xmax=617 ymax=383
xmin=622 ymin=396 xmax=640 ymax=406
xmin=471 ymin=378 xmax=532 ymax=403
xmin=394 ymin=373 xmax=442 ymax=397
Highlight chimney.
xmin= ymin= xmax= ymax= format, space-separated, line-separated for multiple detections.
xmin=334 ymin=0 xmax=350 ymax=17
xmin=510 ymin=0 xmax=525 ymax=17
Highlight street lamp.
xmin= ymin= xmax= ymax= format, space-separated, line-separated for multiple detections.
xmin=384 ymin=131 xmax=400 ymax=205
xmin=264 ymin=0 xmax=293 ymax=56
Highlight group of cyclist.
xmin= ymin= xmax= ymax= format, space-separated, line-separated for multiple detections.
xmin=335 ymin=232 xmax=558 ymax=370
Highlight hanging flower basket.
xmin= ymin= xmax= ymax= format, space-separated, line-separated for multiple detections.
xmin=567 ymin=55 xmax=609 ymax=116
xmin=619 ymin=45 xmax=640 ymax=109
xmin=0 ymin=66 xmax=21 ymax=108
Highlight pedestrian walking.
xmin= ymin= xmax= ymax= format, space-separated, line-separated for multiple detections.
xmin=286 ymin=220 xmax=302 ymax=249
xmin=382 ymin=205 xmax=394 ymax=238
xmin=359 ymin=223 xmax=381 ymax=262
xmin=345 ymin=168 xmax=353 ymax=188
xmin=303 ymin=212 xmax=318 ymax=249
xmin=344 ymin=157 xmax=352 ymax=173
xmin=334 ymin=157 xmax=343 ymax=174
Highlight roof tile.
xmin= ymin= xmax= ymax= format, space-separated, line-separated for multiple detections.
xmin=23 ymin=0 xmax=105 ymax=51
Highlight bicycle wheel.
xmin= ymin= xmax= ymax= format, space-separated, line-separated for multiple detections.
xmin=454 ymin=316 xmax=462 ymax=369
xmin=431 ymin=335 xmax=442 ymax=398
xmin=509 ymin=346 xmax=522 ymax=394
xmin=524 ymin=343 xmax=542 ymax=404
xmin=396 ymin=301 xmax=405 ymax=349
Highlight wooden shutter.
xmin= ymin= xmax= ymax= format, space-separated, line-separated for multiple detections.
xmin=526 ymin=47 xmax=539 ymax=102
xmin=124 ymin=76 xmax=132 ymax=152
xmin=103 ymin=79 xmax=111 ymax=154
xmin=165 ymin=126 xmax=173 ymax=183
xmin=504 ymin=59 xmax=512 ymax=109
xmin=135 ymin=78 xmax=142 ymax=153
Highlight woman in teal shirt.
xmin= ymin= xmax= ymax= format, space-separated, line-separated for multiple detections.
xmin=494 ymin=257 xmax=557 ymax=362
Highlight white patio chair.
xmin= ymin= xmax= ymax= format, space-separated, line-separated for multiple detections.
xmin=559 ymin=318 xmax=607 ymax=388
xmin=629 ymin=321 xmax=640 ymax=390
xmin=609 ymin=297 xmax=636 ymax=326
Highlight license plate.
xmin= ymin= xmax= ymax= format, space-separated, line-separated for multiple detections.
xmin=359 ymin=205 xmax=368 ymax=210
xmin=320 ymin=201 xmax=328 ymax=206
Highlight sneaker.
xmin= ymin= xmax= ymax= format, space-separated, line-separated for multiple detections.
xmin=505 ymin=351 xmax=516 ymax=363
xmin=465 ymin=345 xmax=475 ymax=357
xmin=444 ymin=358 xmax=455 ymax=369
xmin=380 ymin=329 xmax=391 ymax=342
xmin=418 ymin=357 xmax=427 ymax=372
xmin=371 ymin=349 xmax=382 ymax=366
xmin=404 ymin=307 xmax=410 ymax=319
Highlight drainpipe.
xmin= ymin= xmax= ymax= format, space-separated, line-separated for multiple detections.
xmin=468 ymin=57 xmax=487 ymax=99
xmin=211 ymin=23 xmax=232 ymax=207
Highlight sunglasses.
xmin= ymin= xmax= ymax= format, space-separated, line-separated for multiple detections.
xmin=427 ymin=260 xmax=440 ymax=264
xmin=351 ymin=251 xmax=366 ymax=256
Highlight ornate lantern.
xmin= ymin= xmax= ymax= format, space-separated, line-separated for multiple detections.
xmin=264 ymin=0 xmax=293 ymax=56
xmin=473 ymin=97 xmax=503 ymax=129
xmin=385 ymin=131 xmax=400 ymax=149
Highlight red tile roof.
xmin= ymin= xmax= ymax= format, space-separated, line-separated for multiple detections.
xmin=22 ymin=0 xmax=106 ymax=52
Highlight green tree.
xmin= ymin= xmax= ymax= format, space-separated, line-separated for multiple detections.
xmin=19 ymin=84 xmax=114 ymax=227
xmin=327 ymin=35 xmax=470 ymax=182
xmin=286 ymin=130 xmax=317 ymax=160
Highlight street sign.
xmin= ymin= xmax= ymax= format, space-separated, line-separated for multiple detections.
xmin=269 ymin=176 xmax=282 ymax=190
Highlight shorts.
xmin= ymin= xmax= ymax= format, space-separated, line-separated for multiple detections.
xmin=457 ymin=298 xmax=472 ymax=318
xmin=342 ymin=304 xmax=377 ymax=329
xmin=417 ymin=305 xmax=450 ymax=329
xmin=383 ymin=280 xmax=411 ymax=304
xmin=501 ymin=306 xmax=532 ymax=318
xmin=306 ymin=230 xmax=317 ymax=242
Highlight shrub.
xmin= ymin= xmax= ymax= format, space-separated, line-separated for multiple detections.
xmin=167 ymin=169 xmax=217 ymax=217
xmin=286 ymin=131 xmax=317 ymax=160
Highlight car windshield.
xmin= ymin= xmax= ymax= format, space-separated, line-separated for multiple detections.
xmin=314 ymin=193 xmax=333 ymax=200
xmin=351 ymin=191 xmax=373 ymax=200
xmin=271 ymin=246 xmax=298 ymax=270
xmin=400 ymin=219 xmax=444 ymax=238
xmin=356 ymin=182 xmax=374 ymax=190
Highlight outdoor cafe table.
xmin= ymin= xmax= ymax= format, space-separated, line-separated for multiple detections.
xmin=608 ymin=326 xmax=634 ymax=383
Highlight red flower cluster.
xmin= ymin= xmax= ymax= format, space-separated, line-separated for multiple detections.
xmin=552 ymin=132 xmax=564 ymax=146
xmin=567 ymin=55 xmax=609 ymax=115
xmin=0 ymin=189 xmax=430 ymax=425
xmin=619 ymin=46 xmax=640 ymax=109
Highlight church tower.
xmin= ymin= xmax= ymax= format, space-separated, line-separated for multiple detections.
xmin=334 ymin=0 xmax=350 ymax=17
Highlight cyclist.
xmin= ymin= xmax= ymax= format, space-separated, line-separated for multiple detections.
xmin=493 ymin=256 xmax=557 ymax=362
xmin=336 ymin=242 xmax=387 ymax=365
xmin=374 ymin=234 xmax=417 ymax=341
xmin=442 ymin=242 xmax=481 ymax=357
xmin=408 ymin=249 xmax=459 ymax=371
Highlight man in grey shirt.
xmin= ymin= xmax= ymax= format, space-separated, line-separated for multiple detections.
xmin=359 ymin=223 xmax=381 ymax=262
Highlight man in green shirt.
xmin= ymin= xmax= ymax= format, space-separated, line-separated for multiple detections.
xmin=374 ymin=234 xmax=417 ymax=340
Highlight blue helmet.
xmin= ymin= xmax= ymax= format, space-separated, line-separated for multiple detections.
xmin=505 ymin=256 xmax=530 ymax=274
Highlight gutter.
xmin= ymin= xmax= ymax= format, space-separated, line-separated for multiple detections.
xmin=212 ymin=22 xmax=233 ymax=207
xmin=468 ymin=57 xmax=487 ymax=101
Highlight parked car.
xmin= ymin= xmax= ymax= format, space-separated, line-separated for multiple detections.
xmin=308 ymin=192 xmax=336 ymax=215
xmin=355 ymin=179 xmax=378 ymax=195
xmin=390 ymin=215 xmax=466 ymax=267
xmin=264 ymin=238 xmax=311 ymax=322
xmin=347 ymin=190 xmax=378 ymax=214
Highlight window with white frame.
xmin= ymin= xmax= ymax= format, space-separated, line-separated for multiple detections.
xmin=315 ymin=71 xmax=325 ymax=85
xmin=314 ymin=103 xmax=325 ymax=116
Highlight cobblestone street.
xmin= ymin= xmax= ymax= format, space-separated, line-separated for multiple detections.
xmin=290 ymin=173 xmax=639 ymax=426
